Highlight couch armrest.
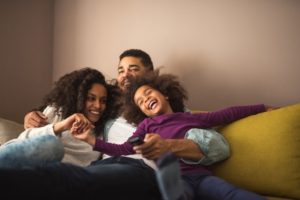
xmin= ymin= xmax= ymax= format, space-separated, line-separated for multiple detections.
xmin=0 ymin=118 xmax=24 ymax=145
xmin=211 ymin=102 xmax=300 ymax=199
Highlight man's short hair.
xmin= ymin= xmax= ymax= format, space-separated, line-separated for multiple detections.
xmin=119 ymin=49 xmax=154 ymax=71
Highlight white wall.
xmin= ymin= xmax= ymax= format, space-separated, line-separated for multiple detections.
xmin=53 ymin=0 xmax=300 ymax=110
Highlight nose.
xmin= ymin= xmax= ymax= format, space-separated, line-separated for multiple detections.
xmin=93 ymin=100 xmax=102 ymax=109
xmin=143 ymin=96 xmax=150 ymax=107
xmin=123 ymin=69 xmax=133 ymax=78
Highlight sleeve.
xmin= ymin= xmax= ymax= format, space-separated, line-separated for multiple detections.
xmin=17 ymin=124 xmax=56 ymax=139
xmin=182 ymin=128 xmax=230 ymax=166
xmin=16 ymin=106 xmax=62 ymax=140
xmin=193 ymin=104 xmax=266 ymax=128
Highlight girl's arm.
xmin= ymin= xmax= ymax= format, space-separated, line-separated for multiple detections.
xmin=73 ymin=125 xmax=146 ymax=156
xmin=195 ymin=104 xmax=267 ymax=127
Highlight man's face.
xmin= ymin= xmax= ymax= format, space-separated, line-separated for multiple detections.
xmin=117 ymin=56 xmax=149 ymax=91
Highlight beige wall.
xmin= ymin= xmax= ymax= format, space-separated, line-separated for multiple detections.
xmin=0 ymin=0 xmax=54 ymax=123
xmin=1 ymin=0 xmax=299 ymax=123
xmin=53 ymin=0 xmax=300 ymax=110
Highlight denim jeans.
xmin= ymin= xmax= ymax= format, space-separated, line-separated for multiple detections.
xmin=0 ymin=134 xmax=64 ymax=169
xmin=155 ymin=153 xmax=266 ymax=200
xmin=182 ymin=174 xmax=267 ymax=200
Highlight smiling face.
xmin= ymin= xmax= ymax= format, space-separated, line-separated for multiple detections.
xmin=134 ymin=85 xmax=173 ymax=117
xmin=117 ymin=56 xmax=150 ymax=91
xmin=84 ymin=83 xmax=107 ymax=123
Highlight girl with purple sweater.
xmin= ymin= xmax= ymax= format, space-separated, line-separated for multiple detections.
xmin=73 ymin=71 xmax=268 ymax=200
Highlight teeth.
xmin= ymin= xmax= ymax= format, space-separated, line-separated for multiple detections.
xmin=124 ymin=80 xmax=130 ymax=86
xmin=149 ymin=100 xmax=156 ymax=109
xmin=91 ymin=111 xmax=100 ymax=115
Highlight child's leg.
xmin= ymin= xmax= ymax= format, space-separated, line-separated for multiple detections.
xmin=0 ymin=134 xmax=64 ymax=169
xmin=196 ymin=175 xmax=267 ymax=200
xmin=155 ymin=152 xmax=193 ymax=200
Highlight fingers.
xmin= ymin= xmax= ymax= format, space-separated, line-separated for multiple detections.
xmin=24 ymin=111 xmax=48 ymax=129
xmin=133 ymin=133 xmax=167 ymax=160
xmin=72 ymin=114 xmax=93 ymax=134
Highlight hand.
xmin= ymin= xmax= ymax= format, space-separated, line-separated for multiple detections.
xmin=24 ymin=111 xmax=48 ymax=129
xmin=53 ymin=113 xmax=93 ymax=135
xmin=70 ymin=114 xmax=94 ymax=134
xmin=71 ymin=127 xmax=96 ymax=146
xmin=133 ymin=133 xmax=170 ymax=160
xmin=265 ymin=105 xmax=279 ymax=111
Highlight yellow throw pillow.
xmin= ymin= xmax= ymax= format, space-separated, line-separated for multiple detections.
xmin=211 ymin=103 xmax=300 ymax=199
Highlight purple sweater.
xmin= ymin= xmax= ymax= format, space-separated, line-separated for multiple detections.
xmin=94 ymin=104 xmax=266 ymax=175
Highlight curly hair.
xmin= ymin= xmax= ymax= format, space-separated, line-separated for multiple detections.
xmin=38 ymin=67 xmax=122 ymax=136
xmin=123 ymin=70 xmax=188 ymax=125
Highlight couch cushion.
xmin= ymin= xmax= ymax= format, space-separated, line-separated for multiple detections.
xmin=211 ymin=102 xmax=300 ymax=199
xmin=0 ymin=118 xmax=24 ymax=145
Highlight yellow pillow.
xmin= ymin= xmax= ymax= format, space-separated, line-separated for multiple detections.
xmin=211 ymin=103 xmax=300 ymax=199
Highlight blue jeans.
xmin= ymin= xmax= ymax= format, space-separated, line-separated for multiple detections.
xmin=156 ymin=153 xmax=266 ymax=200
xmin=0 ymin=134 xmax=64 ymax=169
xmin=181 ymin=174 xmax=267 ymax=200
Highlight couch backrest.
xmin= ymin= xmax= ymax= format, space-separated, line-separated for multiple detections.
xmin=0 ymin=118 xmax=24 ymax=145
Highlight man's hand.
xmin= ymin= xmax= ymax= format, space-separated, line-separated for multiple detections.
xmin=133 ymin=134 xmax=170 ymax=160
xmin=265 ymin=105 xmax=279 ymax=111
xmin=133 ymin=133 xmax=204 ymax=161
xmin=24 ymin=111 xmax=48 ymax=129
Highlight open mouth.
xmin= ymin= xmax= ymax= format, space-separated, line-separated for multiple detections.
xmin=89 ymin=110 xmax=101 ymax=118
xmin=123 ymin=79 xmax=131 ymax=87
xmin=148 ymin=99 xmax=157 ymax=110
xmin=90 ymin=110 xmax=100 ymax=115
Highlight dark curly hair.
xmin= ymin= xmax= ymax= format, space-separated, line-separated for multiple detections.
xmin=37 ymin=67 xmax=122 ymax=136
xmin=123 ymin=70 xmax=188 ymax=125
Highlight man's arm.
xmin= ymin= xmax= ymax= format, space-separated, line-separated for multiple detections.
xmin=183 ymin=128 xmax=230 ymax=165
xmin=133 ymin=129 xmax=230 ymax=165
xmin=133 ymin=133 xmax=205 ymax=161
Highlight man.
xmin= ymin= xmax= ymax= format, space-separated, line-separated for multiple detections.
xmin=17 ymin=49 xmax=229 ymax=199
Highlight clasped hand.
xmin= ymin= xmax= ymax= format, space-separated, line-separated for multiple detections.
xmin=133 ymin=133 xmax=170 ymax=160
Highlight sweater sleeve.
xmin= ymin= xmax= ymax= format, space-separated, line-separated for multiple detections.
xmin=17 ymin=124 xmax=56 ymax=139
xmin=17 ymin=106 xmax=62 ymax=139
xmin=93 ymin=139 xmax=134 ymax=156
xmin=194 ymin=104 xmax=266 ymax=127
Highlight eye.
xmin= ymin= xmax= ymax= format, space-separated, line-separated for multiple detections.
xmin=135 ymin=98 xmax=143 ymax=107
xmin=129 ymin=66 xmax=140 ymax=72
xmin=100 ymin=98 xmax=107 ymax=105
xmin=118 ymin=69 xmax=124 ymax=75
xmin=87 ymin=95 xmax=95 ymax=102
xmin=145 ymin=89 xmax=151 ymax=95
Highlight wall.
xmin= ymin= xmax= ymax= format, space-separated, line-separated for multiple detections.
xmin=0 ymin=0 xmax=54 ymax=123
xmin=1 ymin=0 xmax=299 ymax=123
xmin=53 ymin=0 xmax=300 ymax=110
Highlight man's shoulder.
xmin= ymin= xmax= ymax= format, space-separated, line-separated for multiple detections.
xmin=104 ymin=116 xmax=137 ymax=143
xmin=104 ymin=116 xmax=136 ymax=133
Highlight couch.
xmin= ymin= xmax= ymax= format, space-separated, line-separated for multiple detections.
xmin=211 ymin=102 xmax=300 ymax=200
xmin=1 ymin=102 xmax=299 ymax=200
